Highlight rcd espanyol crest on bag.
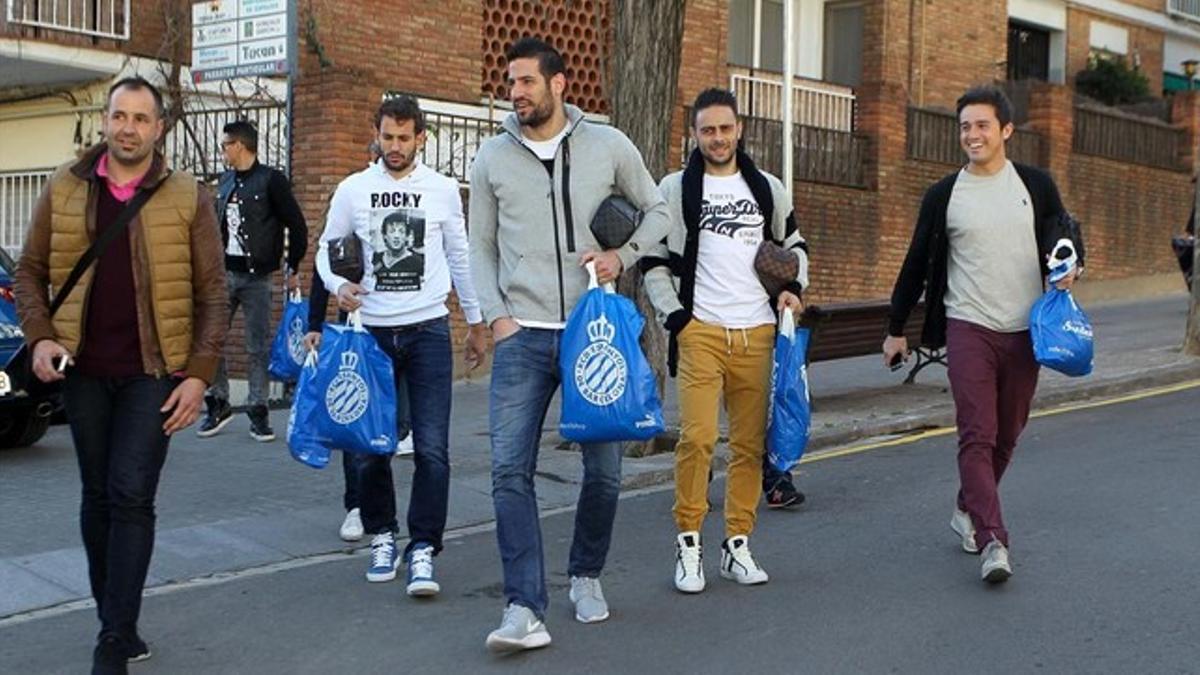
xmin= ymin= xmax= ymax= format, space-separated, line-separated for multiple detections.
xmin=287 ymin=315 xmax=307 ymax=365
xmin=325 ymin=351 xmax=369 ymax=424
xmin=574 ymin=314 xmax=627 ymax=407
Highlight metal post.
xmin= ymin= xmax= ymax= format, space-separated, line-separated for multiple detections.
xmin=781 ymin=0 xmax=795 ymax=191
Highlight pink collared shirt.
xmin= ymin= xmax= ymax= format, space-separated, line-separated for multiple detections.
xmin=95 ymin=154 xmax=148 ymax=202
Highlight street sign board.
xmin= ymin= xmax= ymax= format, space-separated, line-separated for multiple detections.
xmin=191 ymin=0 xmax=293 ymax=83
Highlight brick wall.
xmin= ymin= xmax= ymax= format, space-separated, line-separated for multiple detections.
xmin=905 ymin=0 xmax=1007 ymax=110
xmin=1066 ymin=7 xmax=1164 ymax=94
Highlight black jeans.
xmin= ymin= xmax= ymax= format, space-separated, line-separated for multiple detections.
xmin=63 ymin=373 xmax=176 ymax=642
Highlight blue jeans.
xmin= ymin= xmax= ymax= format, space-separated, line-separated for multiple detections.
xmin=62 ymin=373 xmax=177 ymax=642
xmin=210 ymin=270 xmax=271 ymax=407
xmin=358 ymin=317 xmax=452 ymax=557
xmin=342 ymin=371 xmax=411 ymax=512
xmin=490 ymin=328 xmax=623 ymax=619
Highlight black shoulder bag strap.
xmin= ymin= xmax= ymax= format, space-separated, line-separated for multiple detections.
xmin=48 ymin=176 xmax=167 ymax=315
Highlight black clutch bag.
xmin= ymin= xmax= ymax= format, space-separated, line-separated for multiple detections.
xmin=590 ymin=195 xmax=642 ymax=250
xmin=328 ymin=234 xmax=364 ymax=283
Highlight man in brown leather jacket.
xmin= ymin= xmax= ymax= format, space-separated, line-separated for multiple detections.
xmin=14 ymin=76 xmax=227 ymax=675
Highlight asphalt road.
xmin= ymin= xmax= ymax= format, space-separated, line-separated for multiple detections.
xmin=2 ymin=385 xmax=1196 ymax=674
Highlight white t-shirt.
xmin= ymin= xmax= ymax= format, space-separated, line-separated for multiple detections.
xmin=316 ymin=161 xmax=481 ymax=327
xmin=945 ymin=160 xmax=1043 ymax=332
xmin=692 ymin=173 xmax=774 ymax=328
xmin=514 ymin=124 xmax=571 ymax=331
xmin=521 ymin=125 xmax=569 ymax=161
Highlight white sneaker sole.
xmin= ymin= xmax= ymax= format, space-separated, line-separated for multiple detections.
xmin=250 ymin=431 xmax=276 ymax=442
xmin=982 ymin=564 xmax=1012 ymax=584
xmin=674 ymin=577 xmax=705 ymax=594
xmin=366 ymin=564 xmax=398 ymax=583
xmin=340 ymin=530 xmax=363 ymax=542
xmin=950 ymin=515 xmax=980 ymax=554
xmin=196 ymin=415 xmax=233 ymax=438
xmin=719 ymin=569 xmax=769 ymax=585
xmin=486 ymin=632 xmax=552 ymax=653
xmin=407 ymin=580 xmax=440 ymax=597
xmin=127 ymin=650 xmax=151 ymax=663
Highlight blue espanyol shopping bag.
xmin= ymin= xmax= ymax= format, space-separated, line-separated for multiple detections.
xmin=1030 ymin=287 xmax=1094 ymax=377
xmin=287 ymin=349 xmax=332 ymax=468
xmin=766 ymin=308 xmax=812 ymax=474
xmin=307 ymin=311 xmax=398 ymax=454
xmin=559 ymin=263 xmax=665 ymax=443
xmin=269 ymin=289 xmax=311 ymax=382
xmin=1029 ymin=238 xmax=1094 ymax=377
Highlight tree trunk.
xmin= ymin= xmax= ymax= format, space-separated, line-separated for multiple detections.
xmin=607 ymin=0 xmax=687 ymax=456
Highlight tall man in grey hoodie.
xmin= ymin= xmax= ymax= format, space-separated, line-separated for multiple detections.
xmin=470 ymin=37 xmax=670 ymax=652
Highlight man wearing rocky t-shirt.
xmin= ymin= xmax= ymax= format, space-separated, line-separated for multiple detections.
xmin=316 ymin=95 xmax=486 ymax=598
xmin=643 ymin=88 xmax=809 ymax=594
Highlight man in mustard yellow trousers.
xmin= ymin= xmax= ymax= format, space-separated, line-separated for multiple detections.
xmin=642 ymin=88 xmax=809 ymax=593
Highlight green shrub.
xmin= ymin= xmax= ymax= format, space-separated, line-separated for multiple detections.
xmin=1075 ymin=54 xmax=1151 ymax=105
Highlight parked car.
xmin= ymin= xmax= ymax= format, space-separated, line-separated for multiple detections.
xmin=0 ymin=248 xmax=60 ymax=449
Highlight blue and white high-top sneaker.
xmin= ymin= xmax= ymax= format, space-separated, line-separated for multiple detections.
xmin=406 ymin=543 xmax=440 ymax=597
xmin=366 ymin=533 xmax=400 ymax=582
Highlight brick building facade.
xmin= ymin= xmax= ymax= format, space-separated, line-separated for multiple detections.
xmin=283 ymin=0 xmax=1200 ymax=375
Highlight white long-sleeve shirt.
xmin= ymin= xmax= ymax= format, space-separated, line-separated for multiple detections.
xmin=317 ymin=161 xmax=482 ymax=327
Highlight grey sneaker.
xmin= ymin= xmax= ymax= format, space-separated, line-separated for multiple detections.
xmin=951 ymin=508 xmax=979 ymax=554
xmin=568 ymin=576 xmax=609 ymax=623
xmin=485 ymin=604 xmax=552 ymax=653
xmin=980 ymin=540 xmax=1012 ymax=583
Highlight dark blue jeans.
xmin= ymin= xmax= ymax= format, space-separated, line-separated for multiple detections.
xmin=358 ymin=317 xmax=452 ymax=557
xmin=342 ymin=371 xmax=411 ymax=512
xmin=63 ymin=373 xmax=177 ymax=642
xmin=210 ymin=270 xmax=272 ymax=407
xmin=490 ymin=328 xmax=623 ymax=619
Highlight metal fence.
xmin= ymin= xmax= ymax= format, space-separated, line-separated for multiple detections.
xmin=683 ymin=108 xmax=867 ymax=188
xmin=1072 ymin=105 xmax=1189 ymax=172
xmin=163 ymin=103 xmax=289 ymax=183
xmin=0 ymin=169 xmax=53 ymax=256
xmin=5 ymin=0 xmax=129 ymax=40
xmin=906 ymin=106 xmax=1045 ymax=168
xmin=1169 ymin=0 xmax=1200 ymax=22
xmin=731 ymin=73 xmax=856 ymax=132
xmin=420 ymin=110 xmax=501 ymax=185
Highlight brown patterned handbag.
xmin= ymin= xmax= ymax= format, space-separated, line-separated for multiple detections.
xmin=753 ymin=240 xmax=798 ymax=297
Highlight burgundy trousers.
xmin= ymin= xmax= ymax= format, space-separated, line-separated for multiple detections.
xmin=946 ymin=318 xmax=1040 ymax=549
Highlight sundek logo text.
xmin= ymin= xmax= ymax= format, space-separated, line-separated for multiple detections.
xmin=1061 ymin=320 xmax=1093 ymax=340
xmin=325 ymin=351 xmax=369 ymax=425
xmin=573 ymin=314 xmax=627 ymax=407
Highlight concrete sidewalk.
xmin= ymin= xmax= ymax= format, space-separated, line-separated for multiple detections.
xmin=2 ymin=292 xmax=1198 ymax=620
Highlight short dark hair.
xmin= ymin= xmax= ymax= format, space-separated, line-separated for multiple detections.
xmin=505 ymin=37 xmax=566 ymax=81
xmin=382 ymin=212 xmax=410 ymax=235
xmin=106 ymin=76 xmax=165 ymax=119
xmin=375 ymin=95 xmax=426 ymax=134
xmin=222 ymin=119 xmax=259 ymax=154
xmin=690 ymin=88 xmax=739 ymax=127
xmin=956 ymin=85 xmax=1013 ymax=128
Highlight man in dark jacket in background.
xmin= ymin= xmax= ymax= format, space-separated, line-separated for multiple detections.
xmin=199 ymin=119 xmax=307 ymax=442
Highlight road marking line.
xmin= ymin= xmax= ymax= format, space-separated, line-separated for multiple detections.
xmin=3 ymin=378 xmax=1197 ymax=629
xmin=797 ymin=378 xmax=1200 ymax=464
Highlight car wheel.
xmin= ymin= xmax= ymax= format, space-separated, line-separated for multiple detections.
xmin=0 ymin=410 xmax=51 ymax=449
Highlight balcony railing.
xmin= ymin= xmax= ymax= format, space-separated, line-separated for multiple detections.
xmin=906 ymin=106 xmax=1045 ymax=168
xmin=1072 ymin=105 xmax=1189 ymax=172
xmin=163 ymin=103 xmax=290 ymax=184
xmin=1168 ymin=0 xmax=1200 ymax=23
xmin=1 ymin=169 xmax=53 ymax=257
xmin=6 ymin=0 xmax=130 ymax=40
xmin=730 ymin=72 xmax=856 ymax=132
xmin=421 ymin=110 xmax=501 ymax=186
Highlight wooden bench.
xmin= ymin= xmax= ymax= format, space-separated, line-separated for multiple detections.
xmin=798 ymin=299 xmax=946 ymax=384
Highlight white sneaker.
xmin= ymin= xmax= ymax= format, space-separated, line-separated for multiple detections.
xmin=485 ymin=604 xmax=552 ymax=653
xmin=339 ymin=508 xmax=363 ymax=542
xmin=980 ymin=540 xmax=1012 ymax=584
xmin=395 ymin=434 xmax=414 ymax=457
xmin=720 ymin=535 xmax=769 ymax=585
xmin=674 ymin=531 xmax=705 ymax=593
xmin=950 ymin=508 xmax=979 ymax=554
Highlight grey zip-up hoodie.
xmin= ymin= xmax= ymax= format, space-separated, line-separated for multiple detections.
xmin=469 ymin=104 xmax=671 ymax=325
